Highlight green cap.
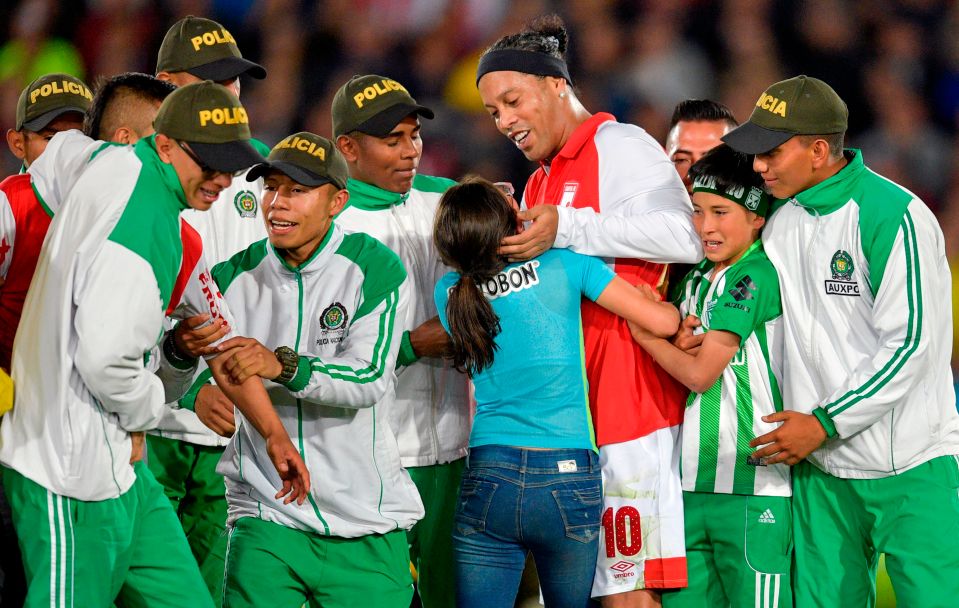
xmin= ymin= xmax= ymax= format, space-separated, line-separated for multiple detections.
xmin=156 ymin=16 xmax=266 ymax=81
xmin=153 ymin=81 xmax=264 ymax=173
xmin=247 ymin=132 xmax=349 ymax=189
xmin=331 ymin=74 xmax=434 ymax=138
xmin=722 ymin=75 xmax=848 ymax=155
xmin=15 ymin=73 xmax=92 ymax=131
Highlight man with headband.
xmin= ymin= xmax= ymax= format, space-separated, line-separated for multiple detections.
xmin=631 ymin=144 xmax=793 ymax=607
xmin=725 ymin=75 xmax=959 ymax=606
xmin=476 ymin=14 xmax=700 ymax=607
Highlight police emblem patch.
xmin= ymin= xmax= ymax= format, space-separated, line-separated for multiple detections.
xmin=233 ymin=190 xmax=257 ymax=218
xmin=825 ymin=250 xmax=859 ymax=296
xmin=320 ymin=302 xmax=348 ymax=331
xmin=830 ymin=250 xmax=854 ymax=280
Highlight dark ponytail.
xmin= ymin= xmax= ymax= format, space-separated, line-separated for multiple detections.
xmin=486 ymin=13 xmax=569 ymax=59
xmin=433 ymin=178 xmax=517 ymax=375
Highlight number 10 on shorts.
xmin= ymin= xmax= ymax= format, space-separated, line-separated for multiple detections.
xmin=602 ymin=506 xmax=642 ymax=557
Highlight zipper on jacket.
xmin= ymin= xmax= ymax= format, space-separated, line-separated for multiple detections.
xmin=293 ymin=267 xmax=332 ymax=535
xmin=794 ymin=197 xmax=830 ymax=466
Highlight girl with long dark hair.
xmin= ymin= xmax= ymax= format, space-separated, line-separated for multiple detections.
xmin=432 ymin=178 xmax=679 ymax=608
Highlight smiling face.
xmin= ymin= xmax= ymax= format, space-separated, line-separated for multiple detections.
xmin=478 ymin=71 xmax=570 ymax=162
xmin=691 ymin=191 xmax=764 ymax=270
xmin=261 ymin=171 xmax=348 ymax=267
xmin=155 ymin=134 xmax=232 ymax=211
xmin=337 ymin=115 xmax=422 ymax=194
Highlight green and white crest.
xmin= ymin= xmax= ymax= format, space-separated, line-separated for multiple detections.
xmin=320 ymin=302 xmax=348 ymax=331
xmin=830 ymin=250 xmax=854 ymax=280
xmin=233 ymin=190 xmax=257 ymax=218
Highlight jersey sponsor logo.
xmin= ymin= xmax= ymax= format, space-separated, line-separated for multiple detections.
xmin=190 ymin=28 xmax=236 ymax=51
xmin=233 ymin=190 xmax=257 ymax=218
xmin=755 ymin=92 xmax=787 ymax=117
xmin=728 ymin=275 xmax=756 ymax=301
xmin=825 ymin=249 xmax=860 ymax=296
xmin=352 ymin=79 xmax=408 ymax=108
xmin=559 ymin=182 xmax=578 ymax=207
xmin=478 ymin=260 xmax=540 ymax=300
xmin=758 ymin=508 xmax=776 ymax=524
xmin=609 ymin=560 xmax=636 ymax=580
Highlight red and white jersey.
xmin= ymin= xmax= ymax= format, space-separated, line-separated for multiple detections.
xmin=522 ymin=112 xmax=701 ymax=446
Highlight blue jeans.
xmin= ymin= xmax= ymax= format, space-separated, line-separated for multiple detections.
xmin=453 ymin=445 xmax=602 ymax=608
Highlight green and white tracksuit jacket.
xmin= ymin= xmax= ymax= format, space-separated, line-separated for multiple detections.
xmin=0 ymin=135 xmax=229 ymax=501
xmin=335 ymin=175 xmax=471 ymax=468
xmin=763 ymin=149 xmax=959 ymax=479
xmin=213 ymin=223 xmax=425 ymax=537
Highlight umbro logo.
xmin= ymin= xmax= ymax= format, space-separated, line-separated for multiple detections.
xmin=610 ymin=560 xmax=636 ymax=580
xmin=758 ymin=509 xmax=776 ymax=524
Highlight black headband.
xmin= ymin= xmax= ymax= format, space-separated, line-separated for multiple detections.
xmin=475 ymin=49 xmax=572 ymax=85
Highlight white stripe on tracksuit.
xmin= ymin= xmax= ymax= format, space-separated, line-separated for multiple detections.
xmin=754 ymin=571 xmax=781 ymax=608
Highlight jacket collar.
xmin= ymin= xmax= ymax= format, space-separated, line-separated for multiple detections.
xmin=270 ymin=221 xmax=343 ymax=275
xmin=135 ymin=135 xmax=189 ymax=211
xmin=344 ymin=177 xmax=409 ymax=211
xmin=790 ymin=149 xmax=865 ymax=216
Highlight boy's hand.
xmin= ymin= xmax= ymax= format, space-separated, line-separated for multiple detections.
xmin=748 ymin=411 xmax=828 ymax=465
xmin=195 ymin=384 xmax=236 ymax=437
xmin=218 ymin=337 xmax=283 ymax=384
xmin=672 ymin=315 xmax=704 ymax=354
xmin=265 ymin=433 xmax=311 ymax=505
xmin=174 ymin=313 xmax=230 ymax=358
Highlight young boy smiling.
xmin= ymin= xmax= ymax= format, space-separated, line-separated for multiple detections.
xmin=630 ymin=144 xmax=792 ymax=608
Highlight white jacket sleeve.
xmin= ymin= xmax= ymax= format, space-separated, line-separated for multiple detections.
xmin=280 ymin=276 xmax=409 ymax=409
xmin=158 ymin=220 xmax=238 ymax=401
xmin=29 ymin=129 xmax=106 ymax=216
xmin=815 ymin=207 xmax=937 ymax=438
xmin=73 ymin=241 xmax=168 ymax=432
xmin=0 ymin=192 xmax=14 ymax=281
xmin=552 ymin=124 xmax=702 ymax=263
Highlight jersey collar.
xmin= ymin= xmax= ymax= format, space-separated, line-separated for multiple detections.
xmin=270 ymin=221 xmax=342 ymax=275
xmin=545 ymin=112 xmax=615 ymax=167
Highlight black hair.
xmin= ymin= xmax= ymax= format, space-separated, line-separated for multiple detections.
xmin=84 ymin=72 xmax=176 ymax=139
xmin=432 ymin=177 xmax=518 ymax=375
xmin=485 ymin=14 xmax=569 ymax=61
xmin=668 ymin=99 xmax=739 ymax=132
xmin=688 ymin=144 xmax=764 ymax=194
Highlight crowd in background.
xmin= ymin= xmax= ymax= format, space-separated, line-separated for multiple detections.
xmin=4 ymin=0 xmax=959 ymax=348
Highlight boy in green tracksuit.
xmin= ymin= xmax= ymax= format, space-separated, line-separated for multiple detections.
xmin=630 ymin=144 xmax=791 ymax=607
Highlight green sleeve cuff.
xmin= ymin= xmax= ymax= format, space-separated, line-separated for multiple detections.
xmin=397 ymin=330 xmax=419 ymax=367
xmin=812 ymin=406 xmax=838 ymax=438
xmin=179 ymin=369 xmax=214 ymax=411
xmin=280 ymin=355 xmax=312 ymax=393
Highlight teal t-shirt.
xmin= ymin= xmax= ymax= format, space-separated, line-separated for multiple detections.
xmin=435 ymin=248 xmax=615 ymax=452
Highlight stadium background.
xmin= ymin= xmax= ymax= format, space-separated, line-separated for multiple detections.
xmin=3 ymin=0 xmax=955 ymax=605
